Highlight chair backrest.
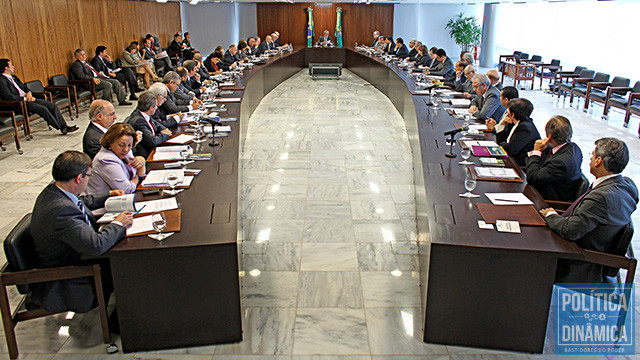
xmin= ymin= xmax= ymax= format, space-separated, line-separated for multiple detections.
xmin=602 ymin=222 xmax=634 ymax=278
xmin=610 ymin=77 xmax=631 ymax=94
xmin=530 ymin=55 xmax=542 ymax=62
xmin=519 ymin=53 xmax=529 ymax=60
xmin=632 ymin=80 xmax=640 ymax=93
xmin=51 ymin=74 xmax=69 ymax=86
xmin=571 ymin=173 xmax=590 ymax=201
xmin=573 ymin=66 xmax=586 ymax=74
xmin=550 ymin=59 xmax=560 ymax=66
xmin=513 ymin=51 xmax=522 ymax=57
xmin=593 ymin=72 xmax=610 ymax=83
xmin=25 ymin=80 xmax=45 ymax=93
xmin=579 ymin=69 xmax=595 ymax=79
xmin=3 ymin=213 xmax=36 ymax=294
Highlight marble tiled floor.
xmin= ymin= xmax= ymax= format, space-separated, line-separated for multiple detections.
xmin=0 ymin=70 xmax=637 ymax=360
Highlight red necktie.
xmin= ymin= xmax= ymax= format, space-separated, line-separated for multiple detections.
xmin=84 ymin=62 xmax=106 ymax=79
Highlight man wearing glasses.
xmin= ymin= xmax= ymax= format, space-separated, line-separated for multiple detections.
xmin=468 ymin=74 xmax=505 ymax=120
xmin=128 ymin=91 xmax=172 ymax=158
xmin=30 ymin=150 xmax=133 ymax=313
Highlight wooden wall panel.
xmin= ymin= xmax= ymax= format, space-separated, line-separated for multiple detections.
xmin=0 ymin=0 xmax=181 ymax=84
xmin=257 ymin=3 xmax=393 ymax=48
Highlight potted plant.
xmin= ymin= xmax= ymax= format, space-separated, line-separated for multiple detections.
xmin=445 ymin=12 xmax=482 ymax=58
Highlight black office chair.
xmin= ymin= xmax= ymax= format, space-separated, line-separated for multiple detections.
xmin=51 ymin=74 xmax=90 ymax=118
xmin=528 ymin=55 xmax=542 ymax=63
xmin=25 ymin=80 xmax=74 ymax=119
xmin=570 ymin=71 xmax=609 ymax=106
xmin=552 ymin=65 xmax=585 ymax=94
xmin=604 ymin=80 xmax=640 ymax=120
xmin=558 ymin=69 xmax=594 ymax=100
xmin=0 ymin=111 xmax=23 ymax=154
xmin=584 ymin=76 xmax=630 ymax=114
xmin=0 ymin=213 xmax=113 ymax=360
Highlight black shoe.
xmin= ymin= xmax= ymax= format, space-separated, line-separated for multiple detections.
xmin=129 ymin=93 xmax=138 ymax=101
xmin=119 ymin=100 xmax=132 ymax=106
xmin=67 ymin=125 xmax=79 ymax=133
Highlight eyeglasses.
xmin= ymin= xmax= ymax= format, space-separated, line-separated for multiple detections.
xmin=81 ymin=172 xmax=92 ymax=177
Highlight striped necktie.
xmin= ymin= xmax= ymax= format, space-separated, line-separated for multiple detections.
xmin=77 ymin=200 xmax=90 ymax=224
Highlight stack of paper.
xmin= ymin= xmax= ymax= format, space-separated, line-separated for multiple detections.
xmin=474 ymin=167 xmax=520 ymax=179
xmin=166 ymin=134 xmax=197 ymax=144
xmin=463 ymin=140 xmax=499 ymax=148
xmin=151 ymin=146 xmax=192 ymax=161
xmin=141 ymin=170 xmax=185 ymax=187
xmin=451 ymin=99 xmax=471 ymax=107
xmin=214 ymin=97 xmax=241 ymax=103
xmin=485 ymin=193 xmax=534 ymax=205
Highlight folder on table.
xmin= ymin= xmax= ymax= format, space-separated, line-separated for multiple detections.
xmin=471 ymin=145 xmax=508 ymax=157
xmin=475 ymin=203 xmax=546 ymax=226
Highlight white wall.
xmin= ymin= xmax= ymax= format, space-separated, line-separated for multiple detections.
xmin=393 ymin=4 xmax=480 ymax=61
xmin=181 ymin=2 xmax=242 ymax=56
xmin=237 ymin=3 xmax=258 ymax=43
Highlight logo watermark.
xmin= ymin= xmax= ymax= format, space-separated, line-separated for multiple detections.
xmin=555 ymin=283 xmax=635 ymax=355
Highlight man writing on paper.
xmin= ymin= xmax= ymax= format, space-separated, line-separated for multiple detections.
xmin=468 ymin=74 xmax=505 ymax=121
xmin=540 ymin=137 xmax=638 ymax=283
xmin=31 ymin=150 xmax=133 ymax=313
xmin=525 ymin=116 xmax=585 ymax=202
xmin=128 ymin=92 xmax=172 ymax=158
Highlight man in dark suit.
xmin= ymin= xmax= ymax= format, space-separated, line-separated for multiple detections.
xmin=158 ymin=72 xmax=200 ymax=120
xmin=426 ymin=49 xmax=454 ymax=78
xmin=405 ymin=39 xmax=419 ymax=61
xmin=0 ymin=58 xmax=78 ymax=135
xmin=83 ymin=100 xmax=116 ymax=159
xmin=128 ymin=91 xmax=172 ymax=158
xmin=393 ymin=38 xmax=409 ymax=58
xmin=30 ymin=150 xmax=132 ymax=313
xmin=182 ymin=60 xmax=202 ymax=97
xmin=91 ymin=45 xmax=140 ymax=101
xmin=427 ymin=47 xmax=439 ymax=69
xmin=193 ymin=53 xmax=211 ymax=80
xmin=223 ymin=45 xmax=239 ymax=68
xmin=541 ymin=137 xmax=638 ymax=283
xmin=258 ymin=35 xmax=273 ymax=55
xmin=70 ymin=49 xmax=131 ymax=106
xmin=526 ymin=116 xmax=585 ymax=202
xmin=469 ymin=74 xmax=505 ymax=120
xmin=272 ymin=31 xmax=283 ymax=48
xmin=148 ymin=82 xmax=179 ymax=129
xmin=142 ymin=37 xmax=174 ymax=75
xmin=317 ymin=30 xmax=334 ymax=47
xmin=487 ymin=69 xmax=503 ymax=91
xmin=384 ymin=37 xmax=394 ymax=54
xmin=175 ymin=67 xmax=196 ymax=101
xmin=371 ymin=30 xmax=380 ymax=47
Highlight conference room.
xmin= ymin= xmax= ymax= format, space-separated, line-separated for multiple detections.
xmin=0 ymin=0 xmax=638 ymax=359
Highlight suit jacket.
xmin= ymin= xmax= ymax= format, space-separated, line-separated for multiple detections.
xmin=317 ymin=36 xmax=333 ymax=46
xmin=177 ymin=83 xmax=194 ymax=100
xmin=472 ymin=85 xmax=505 ymax=121
xmin=222 ymin=50 xmax=236 ymax=67
xmin=545 ymin=175 xmax=638 ymax=283
xmin=258 ymin=41 xmax=270 ymax=54
xmin=82 ymin=122 xmax=105 ymax=159
xmin=31 ymin=183 xmax=126 ymax=312
xmin=197 ymin=66 xmax=210 ymax=80
xmin=371 ymin=37 xmax=379 ymax=47
xmin=142 ymin=46 xmax=156 ymax=61
xmin=273 ymin=39 xmax=282 ymax=47
xmin=87 ymin=147 xmax=137 ymax=195
xmin=90 ymin=56 xmax=116 ymax=75
xmin=495 ymin=119 xmax=540 ymax=166
xmin=0 ymin=74 xmax=28 ymax=102
xmin=414 ymin=54 xmax=430 ymax=67
xmin=169 ymin=40 xmax=184 ymax=52
xmin=128 ymin=109 xmax=170 ymax=158
xmin=429 ymin=57 xmax=454 ymax=78
xmin=69 ymin=60 xmax=100 ymax=82
xmin=183 ymin=76 xmax=201 ymax=96
xmin=161 ymin=91 xmax=190 ymax=119
xmin=153 ymin=107 xmax=178 ymax=129
xmin=394 ymin=44 xmax=409 ymax=58
xmin=494 ymin=82 xmax=503 ymax=90
xmin=525 ymin=142 xmax=584 ymax=201
xmin=407 ymin=48 xmax=418 ymax=61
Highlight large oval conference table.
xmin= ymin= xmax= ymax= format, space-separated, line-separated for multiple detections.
xmin=105 ymin=47 xmax=585 ymax=354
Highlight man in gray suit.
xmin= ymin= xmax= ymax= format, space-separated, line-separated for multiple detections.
xmin=128 ymin=91 xmax=172 ymax=158
xmin=69 ymin=49 xmax=131 ymax=106
xmin=469 ymin=74 xmax=505 ymax=120
xmin=426 ymin=49 xmax=454 ymax=78
xmin=541 ymin=137 xmax=638 ymax=283
xmin=30 ymin=150 xmax=133 ymax=313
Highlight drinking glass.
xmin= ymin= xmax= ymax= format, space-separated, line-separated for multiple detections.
xmin=166 ymin=173 xmax=179 ymax=195
xmin=459 ymin=148 xmax=473 ymax=165
xmin=180 ymin=149 xmax=190 ymax=168
xmin=460 ymin=168 xmax=480 ymax=198
xmin=149 ymin=212 xmax=167 ymax=240
xmin=193 ymin=116 xmax=206 ymax=143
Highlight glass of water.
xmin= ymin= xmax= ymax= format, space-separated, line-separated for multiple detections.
xmin=460 ymin=168 xmax=480 ymax=198
xmin=149 ymin=212 xmax=167 ymax=240
xmin=180 ymin=149 xmax=190 ymax=168
xmin=166 ymin=173 xmax=179 ymax=195
xmin=459 ymin=148 xmax=473 ymax=165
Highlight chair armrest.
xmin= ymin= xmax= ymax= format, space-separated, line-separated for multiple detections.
xmin=30 ymin=91 xmax=51 ymax=101
xmin=67 ymin=79 xmax=91 ymax=86
xmin=545 ymin=200 xmax=572 ymax=211
xmin=0 ymin=100 xmax=26 ymax=113
xmin=586 ymin=82 xmax=611 ymax=93
xmin=0 ymin=264 xmax=96 ymax=286
xmin=629 ymin=92 xmax=640 ymax=101
xmin=581 ymin=250 xmax=637 ymax=284
xmin=0 ymin=111 xmax=20 ymax=129
xmin=540 ymin=65 xmax=562 ymax=71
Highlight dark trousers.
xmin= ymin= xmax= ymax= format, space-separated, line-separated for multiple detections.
xmin=114 ymin=68 xmax=138 ymax=92
xmin=26 ymin=99 xmax=68 ymax=130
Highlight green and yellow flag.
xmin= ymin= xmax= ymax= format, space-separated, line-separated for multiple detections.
xmin=307 ymin=7 xmax=314 ymax=47
xmin=335 ymin=7 xmax=343 ymax=48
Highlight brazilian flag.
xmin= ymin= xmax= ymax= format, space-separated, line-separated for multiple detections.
xmin=335 ymin=7 xmax=343 ymax=48
xmin=307 ymin=7 xmax=314 ymax=47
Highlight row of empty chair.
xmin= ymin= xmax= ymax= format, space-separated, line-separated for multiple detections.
xmin=499 ymin=51 xmax=562 ymax=89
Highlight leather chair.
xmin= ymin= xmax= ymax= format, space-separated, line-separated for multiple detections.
xmin=603 ymin=80 xmax=640 ymax=120
xmin=552 ymin=66 xmax=585 ymax=94
xmin=623 ymin=91 xmax=640 ymax=137
xmin=499 ymin=51 xmax=521 ymax=72
xmin=525 ymin=55 xmax=542 ymax=64
xmin=570 ymin=72 xmax=609 ymax=105
xmin=583 ymin=76 xmax=630 ymax=114
xmin=535 ymin=59 xmax=561 ymax=89
xmin=0 ymin=111 xmax=23 ymax=154
xmin=51 ymin=74 xmax=90 ymax=118
xmin=0 ymin=99 xmax=30 ymax=139
xmin=26 ymin=80 xmax=74 ymax=119
xmin=557 ymin=69 xmax=594 ymax=100
xmin=0 ymin=214 xmax=113 ymax=360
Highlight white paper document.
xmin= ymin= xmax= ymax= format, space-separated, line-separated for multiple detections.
xmin=135 ymin=197 xmax=179 ymax=214
xmin=435 ymin=89 xmax=457 ymax=96
xmin=413 ymin=90 xmax=431 ymax=95
xmin=468 ymin=124 xmax=488 ymax=132
xmin=447 ymin=108 xmax=471 ymax=116
xmin=450 ymin=99 xmax=471 ymax=106
xmin=155 ymin=145 xmax=191 ymax=153
xmin=166 ymin=134 xmax=196 ymax=144
xmin=485 ymin=193 xmax=534 ymax=205
xmin=126 ymin=215 xmax=154 ymax=236
xmin=214 ymin=97 xmax=241 ymax=103
xmin=474 ymin=167 xmax=520 ymax=179
xmin=141 ymin=170 xmax=185 ymax=187
xmin=219 ymin=82 xmax=235 ymax=86
xmin=496 ymin=220 xmax=521 ymax=233
xmin=216 ymin=125 xmax=232 ymax=133
xmin=463 ymin=140 xmax=499 ymax=148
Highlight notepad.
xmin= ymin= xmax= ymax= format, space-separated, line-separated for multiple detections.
xmin=486 ymin=193 xmax=534 ymax=205
xmin=471 ymin=145 xmax=508 ymax=157
xmin=474 ymin=167 xmax=519 ymax=179
xmin=214 ymin=97 xmax=241 ymax=102
xmin=166 ymin=134 xmax=197 ymax=144
xmin=451 ymin=99 xmax=471 ymax=107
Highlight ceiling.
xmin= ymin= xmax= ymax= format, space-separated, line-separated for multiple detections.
xmin=139 ymin=0 xmax=582 ymax=4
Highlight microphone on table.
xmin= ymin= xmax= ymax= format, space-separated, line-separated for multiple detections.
xmin=443 ymin=125 xmax=468 ymax=137
xmin=201 ymin=116 xmax=222 ymax=147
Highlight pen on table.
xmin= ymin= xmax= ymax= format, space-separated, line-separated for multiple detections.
xmin=494 ymin=199 xmax=519 ymax=203
xmin=132 ymin=204 xmax=146 ymax=215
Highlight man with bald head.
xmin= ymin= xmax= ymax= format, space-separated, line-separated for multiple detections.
xmin=487 ymin=69 xmax=503 ymax=90
xmin=259 ymin=35 xmax=273 ymax=54
xmin=82 ymin=100 xmax=117 ymax=159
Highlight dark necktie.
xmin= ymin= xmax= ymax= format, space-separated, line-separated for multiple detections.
xmin=84 ymin=62 xmax=106 ymax=79
xmin=77 ymin=200 xmax=90 ymax=224
xmin=561 ymin=186 xmax=593 ymax=217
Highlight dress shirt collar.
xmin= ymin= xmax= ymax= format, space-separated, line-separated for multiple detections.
xmin=92 ymin=121 xmax=109 ymax=134
xmin=2 ymin=73 xmax=13 ymax=80
xmin=140 ymin=110 xmax=151 ymax=122
xmin=506 ymin=120 xmax=519 ymax=143
xmin=592 ymin=173 xmax=620 ymax=189
xmin=56 ymin=184 xmax=80 ymax=205
xmin=551 ymin=142 xmax=567 ymax=155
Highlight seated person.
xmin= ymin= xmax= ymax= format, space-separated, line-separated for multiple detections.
xmin=176 ymin=67 xmax=196 ymax=100
xmin=0 ymin=58 xmax=77 ymax=135
xmin=182 ymin=60 xmax=204 ymax=97
xmin=494 ymin=98 xmax=540 ymax=166
xmin=444 ymin=61 xmax=466 ymax=89
xmin=121 ymin=42 xmax=161 ymax=89
xmin=384 ymin=37 xmax=394 ymax=54
xmin=141 ymin=37 xmax=174 ymax=75
xmin=160 ymin=72 xmax=201 ymax=117
xmin=149 ymin=82 xmax=180 ymax=128
xmin=540 ymin=137 xmax=638 ymax=283
xmin=204 ymin=51 xmax=227 ymax=74
xmin=237 ymin=41 xmax=250 ymax=61
xmin=272 ymin=31 xmax=283 ymax=48
xmin=426 ymin=49 xmax=454 ymax=78
xmin=392 ymin=38 xmax=409 ymax=58
xmin=485 ymin=86 xmax=519 ymax=133
xmin=252 ymin=37 xmax=261 ymax=56
xmin=525 ymin=116 xmax=585 ymax=202
xmin=70 ymin=48 xmax=130 ymax=106
xmin=426 ymin=47 xmax=439 ymax=69
xmin=170 ymin=33 xmax=193 ymax=60
xmin=30 ymin=150 xmax=133 ymax=312
xmin=374 ymin=35 xmax=386 ymax=51
xmin=193 ymin=55 xmax=210 ymax=80
xmin=128 ymin=91 xmax=172 ymax=158
xmin=258 ymin=35 xmax=273 ymax=54
xmin=487 ymin=69 xmax=503 ymax=90
xmin=223 ymin=45 xmax=239 ymax=68
xmin=468 ymin=74 xmax=505 ymax=121
xmin=404 ymin=39 xmax=419 ymax=61
xmin=460 ymin=65 xmax=477 ymax=99
xmin=83 ymin=100 xmax=117 ymax=159
xmin=91 ymin=45 xmax=140 ymax=101
xmin=317 ymin=30 xmax=334 ymax=47
xmin=413 ymin=45 xmax=430 ymax=67
xmin=182 ymin=32 xmax=197 ymax=57
xmin=87 ymin=123 xmax=146 ymax=195
xmin=371 ymin=30 xmax=381 ymax=47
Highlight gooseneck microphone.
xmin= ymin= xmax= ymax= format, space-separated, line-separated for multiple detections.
xmin=443 ymin=125 xmax=468 ymax=137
